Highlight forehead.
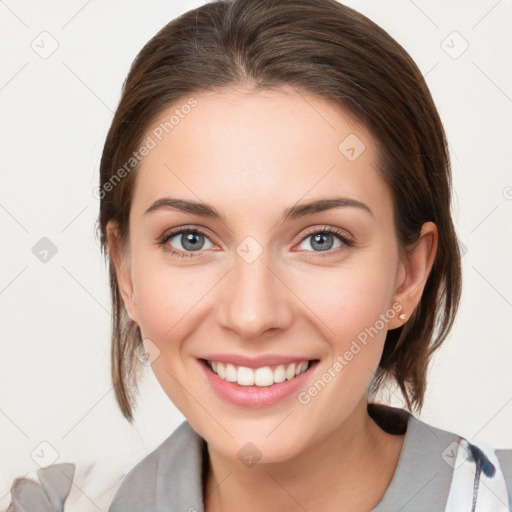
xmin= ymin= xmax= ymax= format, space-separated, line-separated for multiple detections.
xmin=130 ymin=87 xmax=391 ymax=223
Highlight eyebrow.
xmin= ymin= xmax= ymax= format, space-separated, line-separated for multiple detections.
xmin=144 ymin=196 xmax=374 ymax=221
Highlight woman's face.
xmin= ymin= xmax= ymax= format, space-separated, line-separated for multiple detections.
xmin=112 ymin=87 xmax=426 ymax=463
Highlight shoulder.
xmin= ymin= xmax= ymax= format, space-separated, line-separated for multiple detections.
xmin=108 ymin=420 xmax=205 ymax=512
xmin=369 ymin=404 xmax=512 ymax=511
xmin=409 ymin=414 xmax=512 ymax=512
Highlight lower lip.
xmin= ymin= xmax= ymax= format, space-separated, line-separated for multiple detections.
xmin=197 ymin=359 xmax=319 ymax=408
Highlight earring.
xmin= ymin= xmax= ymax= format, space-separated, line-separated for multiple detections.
xmin=398 ymin=313 xmax=406 ymax=321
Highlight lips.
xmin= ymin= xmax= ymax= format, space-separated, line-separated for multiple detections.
xmin=197 ymin=356 xmax=320 ymax=408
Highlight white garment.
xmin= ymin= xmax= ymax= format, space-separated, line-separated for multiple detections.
xmin=445 ymin=437 xmax=510 ymax=512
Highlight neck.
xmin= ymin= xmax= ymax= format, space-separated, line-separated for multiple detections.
xmin=203 ymin=398 xmax=406 ymax=512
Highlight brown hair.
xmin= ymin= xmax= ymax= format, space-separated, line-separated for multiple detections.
xmin=97 ymin=0 xmax=462 ymax=422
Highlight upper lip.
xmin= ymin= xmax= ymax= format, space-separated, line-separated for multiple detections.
xmin=200 ymin=354 xmax=318 ymax=368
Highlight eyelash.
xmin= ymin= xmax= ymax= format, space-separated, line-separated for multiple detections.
xmin=157 ymin=225 xmax=354 ymax=259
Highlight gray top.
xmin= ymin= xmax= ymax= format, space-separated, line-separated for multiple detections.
xmin=108 ymin=404 xmax=512 ymax=512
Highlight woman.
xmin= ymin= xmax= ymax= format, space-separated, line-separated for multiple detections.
xmin=5 ymin=0 xmax=511 ymax=511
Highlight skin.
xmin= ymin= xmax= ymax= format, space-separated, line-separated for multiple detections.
xmin=107 ymin=86 xmax=438 ymax=512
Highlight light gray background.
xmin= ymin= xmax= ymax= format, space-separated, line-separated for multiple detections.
xmin=1 ymin=0 xmax=511 ymax=509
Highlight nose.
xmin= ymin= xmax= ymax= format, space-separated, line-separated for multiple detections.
xmin=216 ymin=248 xmax=294 ymax=340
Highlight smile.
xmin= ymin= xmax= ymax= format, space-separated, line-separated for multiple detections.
xmin=198 ymin=358 xmax=320 ymax=408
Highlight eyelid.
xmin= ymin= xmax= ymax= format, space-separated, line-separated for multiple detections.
xmin=296 ymin=225 xmax=354 ymax=246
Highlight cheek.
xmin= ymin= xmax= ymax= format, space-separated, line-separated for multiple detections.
xmin=293 ymin=260 xmax=397 ymax=348
xmin=132 ymin=257 xmax=217 ymax=349
xmin=289 ymin=266 xmax=397 ymax=423
xmin=289 ymin=257 xmax=398 ymax=405
xmin=131 ymin=263 xmax=209 ymax=412
xmin=135 ymin=271 xmax=189 ymax=341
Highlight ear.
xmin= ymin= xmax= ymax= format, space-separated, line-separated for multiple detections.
xmin=387 ymin=221 xmax=438 ymax=329
xmin=106 ymin=220 xmax=139 ymax=325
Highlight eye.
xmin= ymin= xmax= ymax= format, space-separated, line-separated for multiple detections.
xmin=296 ymin=227 xmax=354 ymax=255
xmin=158 ymin=227 xmax=215 ymax=258
xmin=157 ymin=225 xmax=354 ymax=259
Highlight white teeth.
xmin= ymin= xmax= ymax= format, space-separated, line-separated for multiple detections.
xmin=225 ymin=363 xmax=237 ymax=382
xmin=208 ymin=360 xmax=311 ymax=386
xmin=285 ymin=363 xmax=296 ymax=380
xmin=273 ymin=364 xmax=286 ymax=383
xmin=296 ymin=361 xmax=308 ymax=375
xmin=254 ymin=367 xmax=274 ymax=386
xmin=237 ymin=366 xmax=254 ymax=386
